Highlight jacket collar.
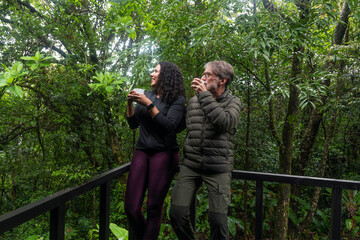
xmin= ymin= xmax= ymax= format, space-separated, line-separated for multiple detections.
xmin=216 ymin=89 xmax=229 ymax=101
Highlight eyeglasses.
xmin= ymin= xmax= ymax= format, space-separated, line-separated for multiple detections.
xmin=202 ymin=72 xmax=218 ymax=79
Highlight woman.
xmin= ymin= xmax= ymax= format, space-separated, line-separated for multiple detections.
xmin=125 ymin=61 xmax=186 ymax=239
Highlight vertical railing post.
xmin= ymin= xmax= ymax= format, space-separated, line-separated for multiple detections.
xmin=255 ymin=180 xmax=264 ymax=240
xmin=99 ymin=180 xmax=111 ymax=240
xmin=50 ymin=203 xmax=65 ymax=240
xmin=331 ymin=188 xmax=342 ymax=240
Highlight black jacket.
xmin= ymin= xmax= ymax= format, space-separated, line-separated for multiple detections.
xmin=127 ymin=90 xmax=186 ymax=150
xmin=183 ymin=90 xmax=242 ymax=172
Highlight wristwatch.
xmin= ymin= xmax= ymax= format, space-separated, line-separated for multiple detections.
xmin=147 ymin=103 xmax=154 ymax=110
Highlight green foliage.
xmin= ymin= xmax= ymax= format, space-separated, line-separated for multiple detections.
xmin=21 ymin=51 xmax=54 ymax=71
xmin=88 ymin=71 xmax=127 ymax=95
xmin=228 ymin=216 xmax=244 ymax=236
xmin=110 ymin=223 xmax=129 ymax=240
xmin=112 ymin=16 xmax=137 ymax=40
xmin=312 ymin=208 xmax=331 ymax=237
xmin=0 ymin=0 xmax=360 ymax=239
xmin=0 ymin=62 xmax=27 ymax=97
xmin=25 ymin=236 xmax=45 ymax=240
xmin=88 ymin=222 xmax=129 ymax=240
xmin=289 ymin=194 xmax=312 ymax=226
xmin=343 ymin=190 xmax=360 ymax=238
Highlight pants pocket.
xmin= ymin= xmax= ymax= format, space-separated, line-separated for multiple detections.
xmin=209 ymin=184 xmax=231 ymax=214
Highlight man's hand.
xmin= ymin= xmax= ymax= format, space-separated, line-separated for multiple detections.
xmin=191 ymin=78 xmax=207 ymax=93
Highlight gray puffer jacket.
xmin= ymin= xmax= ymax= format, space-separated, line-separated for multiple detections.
xmin=183 ymin=90 xmax=242 ymax=173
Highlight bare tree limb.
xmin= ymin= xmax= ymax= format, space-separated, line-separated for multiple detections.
xmin=228 ymin=56 xmax=269 ymax=91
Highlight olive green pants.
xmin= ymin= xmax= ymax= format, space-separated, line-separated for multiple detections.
xmin=170 ymin=165 xmax=231 ymax=240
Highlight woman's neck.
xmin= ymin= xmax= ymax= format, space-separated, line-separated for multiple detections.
xmin=156 ymin=89 xmax=163 ymax=98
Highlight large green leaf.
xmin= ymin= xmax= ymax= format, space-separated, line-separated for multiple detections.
xmin=110 ymin=223 xmax=128 ymax=240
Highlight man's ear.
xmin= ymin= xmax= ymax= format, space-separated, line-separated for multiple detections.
xmin=219 ymin=78 xmax=227 ymax=86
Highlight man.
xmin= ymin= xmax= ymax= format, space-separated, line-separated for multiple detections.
xmin=170 ymin=60 xmax=242 ymax=240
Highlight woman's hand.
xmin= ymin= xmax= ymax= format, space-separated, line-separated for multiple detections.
xmin=127 ymin=92 xmax=134 ymax=104
xmin=127 ymin=90 xmax=152 ymax=106
xmin=127 ymin=90 xmax=158 ymax=118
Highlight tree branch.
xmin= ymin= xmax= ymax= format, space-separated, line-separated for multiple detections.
xmin=262 ymin=0 xmax=278 ymax=12
xmin=37 ymin=35 xmax=68 ymax=58
xmin=333 ymin=0 xmax=351 ymax=45
xmin=228 ymin=56 xmax=269 ymax=91
xmin=0 ymin=124 xmax=35 ymax=146
xmin=264 ymin=61 xmax=282 ymax=148
xmin=16 ymin=0 xmax=43 ymax=18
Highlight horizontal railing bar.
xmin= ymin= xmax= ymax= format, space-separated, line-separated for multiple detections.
xmin=2 ymin=163 xmax=360 ymax=237
xmin=0 ymin=163 xmax=130 ymax=234
xmin=232 ymin=170 xmax=360 ymax=190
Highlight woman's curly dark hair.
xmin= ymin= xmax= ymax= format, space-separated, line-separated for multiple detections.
xmin=157 ymin=61 xmax=186 ymax=104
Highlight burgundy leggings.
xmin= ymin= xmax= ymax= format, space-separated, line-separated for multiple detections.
xmin=124 ymin=149 xmax=179 ymax=240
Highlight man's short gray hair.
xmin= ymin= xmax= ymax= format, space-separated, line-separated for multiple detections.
xmin=205 ymin=60 xmax=234 ymax=87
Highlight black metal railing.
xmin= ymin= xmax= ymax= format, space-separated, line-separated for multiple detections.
xmin=1 ymin=163 xmax=360 ymax=240
xmin=232 ymin=170 xmax=360 ymax=240
xmin=0 ymin=162 xmax=131 ymax=240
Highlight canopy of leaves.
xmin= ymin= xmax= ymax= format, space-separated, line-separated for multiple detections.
xmin=1 ymin=0 xmax=360 ymax=239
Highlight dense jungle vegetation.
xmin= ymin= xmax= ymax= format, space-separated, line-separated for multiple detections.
xmin=1 ymin=0 xmax=360 ymax=239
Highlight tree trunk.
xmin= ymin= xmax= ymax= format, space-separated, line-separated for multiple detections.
xmin=298 ymin=116 xmax=336 ymax=233
xmin=333 ymin=1 xmax=351 ymax=46
xmin=274 ymin=82 xmax=300 ymax=239
xmin=0 ymin=172 xmax=5 ymax=206
xmin=292 ymin=108 xmax=323 ymax=177
xmin=291 ymin=0 xmax=351 ymax=236
xmin=104 ymin=101 xmax=126 ymax=166
xmin=243 ymin=79 xmax=251 ymax=239
xmin=289 ymin=93 xmax=324 ymax=238
xmin=11 ymin=164 xmax=16 ymax=203
xmin=348 ymin=125 xmax=359 ymax=171
xmin=264 ymin=44 xmax=301 ymax=238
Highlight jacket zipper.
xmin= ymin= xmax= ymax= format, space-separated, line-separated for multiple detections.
xmin=199 ymin=118 xmax=206 ymax=169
